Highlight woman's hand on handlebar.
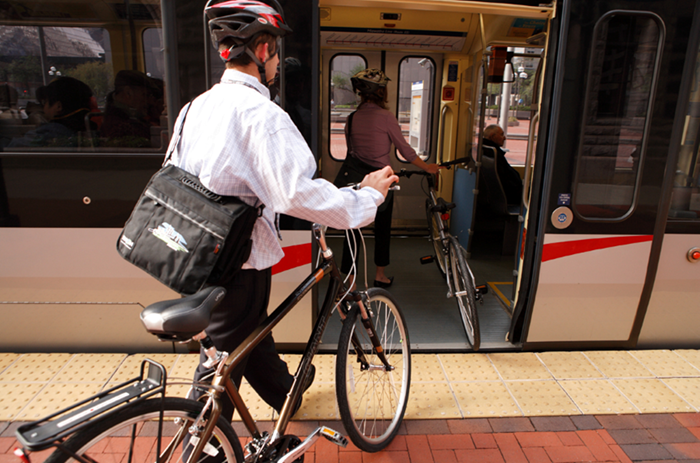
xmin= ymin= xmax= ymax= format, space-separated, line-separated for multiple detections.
xmin=423 ymin=163 xmax=444 ymax=175
xmin=410 ymin=157 xmax=444 ymax=175
xmin=360 ymin=166 xmax=399 ymax=198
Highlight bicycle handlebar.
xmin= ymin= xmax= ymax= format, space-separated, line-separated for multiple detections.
xmin=439 ymin=156 xmax=471 ymax=168
xmin=396 ymin=156 xmax=471 ymax=178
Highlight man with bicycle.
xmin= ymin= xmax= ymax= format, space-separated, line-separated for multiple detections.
xmin=168 ymin=0 xmax=398 ymax=425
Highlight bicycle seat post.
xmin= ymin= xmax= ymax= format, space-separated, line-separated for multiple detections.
xmin=193 ymin=332 xmax=224 ymax=369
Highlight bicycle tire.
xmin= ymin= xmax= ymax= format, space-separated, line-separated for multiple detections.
xmin=448 ymin=236 xmax=480 ymax=351
xmin=44 ymin=397 xmax=244 ymax=463
xmin=425 ymin=198 xmax=447 ymax=276
xmin=335 ymin=288 xmax=411 ymax=453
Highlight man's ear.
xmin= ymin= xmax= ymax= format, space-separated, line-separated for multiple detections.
xmin=254 ymin=43 xmax=269 ymax=64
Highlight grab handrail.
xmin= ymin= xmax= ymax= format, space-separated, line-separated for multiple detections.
xmin=522 ymin=112 xmax=539 ymax=208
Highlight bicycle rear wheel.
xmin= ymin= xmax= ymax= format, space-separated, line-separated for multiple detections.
xmin=449 ymin=236 xmax=480 ymax=350
xmin=335 ymin=288 xmax=411 ymax=453
xmin=426 ymin=198 xmax=447 ymax=276
xmin=44 ymin=398 xmax=244 ymax=463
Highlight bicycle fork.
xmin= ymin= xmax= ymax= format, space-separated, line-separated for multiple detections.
xmin=351 ymin=296 xmax=394 ymax=372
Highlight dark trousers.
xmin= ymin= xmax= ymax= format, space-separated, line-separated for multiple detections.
xmin=341 ymin=190 xmax=394 ymax=274
xmin=189 ymin=268 xmax=293 ymax=421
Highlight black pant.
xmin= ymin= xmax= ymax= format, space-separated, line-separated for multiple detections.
xmin=341 ymin=190 xmax=394 ymax=274
xmin=189 ymin=268 xmax=293 ymax=420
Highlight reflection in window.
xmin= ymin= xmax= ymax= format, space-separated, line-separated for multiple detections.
xmin=0 ymin=26 xmax=112 ymax=149
xmin=0 ymin=1 xmax=166 ymax=153
xmin=397 ymin=57 xmax=434 ymax=161
xmin=670 ymin=46 xmax=700 ymax=219
xmin=329 ymin=54 xmax=366 ymax=160
xmin=573 ymin=13 xmax=662 ymax=220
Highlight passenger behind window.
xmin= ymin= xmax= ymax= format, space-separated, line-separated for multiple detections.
xmin=482 ymin=124 xmax=523 ymax=205
xmin=146 ymin=77 xmax=166 ymax=127
xmin=5 ymin=77 xmax=94 ymax=149
xmin=100 ymin=70 xmax=156 ymax=147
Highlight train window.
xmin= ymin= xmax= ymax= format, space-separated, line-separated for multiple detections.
xmin=329 ymin=54 xmax=367 ymax=160
xmin=396 ymin=57 xmax=435 ymax=162
xmin=573 ymin=12 xmax=663 ymax=220
xmin=669 ymin=44 xmax=700 ymax=220
xmin=0 ymin=0 xmax=166 ymax=153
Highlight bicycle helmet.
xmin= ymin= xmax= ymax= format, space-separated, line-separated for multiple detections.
xmin=205 ymin=0 xmax=292 ymax=88
xmin=351 ymin=68 xmax=390 ymax=96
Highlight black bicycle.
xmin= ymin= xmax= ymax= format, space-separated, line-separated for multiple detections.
xmin=398 ymin=158 xmax=485 ymax=350
xmin=15 ymin=224 xmax=411 ymax=463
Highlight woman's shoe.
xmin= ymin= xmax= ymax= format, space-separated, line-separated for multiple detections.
xmin=373 ymin=277 xmax=394 ymax=288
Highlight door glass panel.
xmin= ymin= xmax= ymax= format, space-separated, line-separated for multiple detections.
xmin=670 ymin=44 xmax=700 ymax=220
xmin=0 ymin=0 xmax=166 ymax=153
xmin=397 ymin=56 xmax=434 ymax=162
xmin=482 ymin=47 xmax=541 ymax=167
xmin=329 ymin=54 xmax=366 ymax=160
xmin=573 ymin=13 xmax=662 ymax=220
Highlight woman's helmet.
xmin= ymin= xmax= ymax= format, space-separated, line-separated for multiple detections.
xmin=351 ymin=68 xmax=390 ymax=96
xmin=205 ymin=0 xmax=292 ymax=61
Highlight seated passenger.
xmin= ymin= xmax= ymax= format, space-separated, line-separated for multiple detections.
xmin=100 ymin=70 xmax=154 ymax=147
xmin=482 ymin=124 xmax=523 ymax=205
xmin=7 ymin=77 xmax=93 ymax=148
xmin=146 ymin=77 xmax=165 ymax=127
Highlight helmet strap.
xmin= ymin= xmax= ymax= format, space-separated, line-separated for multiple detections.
xmin=245 ymin=47 xmax=270 ymax=89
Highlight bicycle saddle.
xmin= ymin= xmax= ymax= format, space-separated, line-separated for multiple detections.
xmin=140 ymin=286 xmax=226 ymax=342
xmin=429 ymin=197 xmax=456 ymax=213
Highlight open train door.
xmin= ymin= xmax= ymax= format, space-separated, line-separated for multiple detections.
xmin=509 ymin=0 xmax=699 ymax=348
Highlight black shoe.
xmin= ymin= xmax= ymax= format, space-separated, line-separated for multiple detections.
xmin=373 ymin=277 xmax=394 ymax=288
xmin=292 ymin=364 xmax=315 ymax=416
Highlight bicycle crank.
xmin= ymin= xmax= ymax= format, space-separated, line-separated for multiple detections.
xmin=276 ymin=427 xmax=347 ymax=463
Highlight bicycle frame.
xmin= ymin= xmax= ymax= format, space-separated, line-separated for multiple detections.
xmin=186 ymin=224 xmax=390 ymax=463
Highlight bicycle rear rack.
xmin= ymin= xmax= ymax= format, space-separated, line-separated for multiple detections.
xmin=15 ymin=359 xmax=167 ymax=452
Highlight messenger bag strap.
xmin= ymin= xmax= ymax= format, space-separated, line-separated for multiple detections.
xmin=162 ymin=101 xmax=193 ymax=167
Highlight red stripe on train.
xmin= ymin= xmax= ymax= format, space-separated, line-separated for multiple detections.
xmin=541 ymin=235 xmax=653 ymax=262
xmin=271 ymin=243 xmax=313 ymax=275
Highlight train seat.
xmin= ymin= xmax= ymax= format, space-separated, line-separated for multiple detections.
xmin=475 ymin=146 xmax=520 ymax=255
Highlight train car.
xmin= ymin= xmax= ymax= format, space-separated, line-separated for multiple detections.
xmin=0 ymin=0 xmax=698 ymax=353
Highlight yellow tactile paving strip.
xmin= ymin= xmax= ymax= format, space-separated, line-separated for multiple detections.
xmin=0 ymin=349 xmax=698 ymax=422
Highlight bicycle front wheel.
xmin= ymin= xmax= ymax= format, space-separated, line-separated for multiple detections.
xmin=449 ymin=236 xmax=481 ymax=351
xmin=336 ymin=288 xmax=411 ymax=453
xmin=426 ymin=198 xmax=447 ymax=276
xmin=44 ymin=397 xmax=244 ymax=463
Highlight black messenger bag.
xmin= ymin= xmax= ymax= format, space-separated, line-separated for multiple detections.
xmin=116 ymin=102 xmax=261 ymax=295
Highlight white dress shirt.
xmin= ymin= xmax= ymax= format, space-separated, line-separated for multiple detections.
xmin=167 ymin=69 xmax=383 ymax=270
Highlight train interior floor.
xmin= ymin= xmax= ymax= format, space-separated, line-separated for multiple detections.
xmin=320 ymin=234 xmax=515 ymax=351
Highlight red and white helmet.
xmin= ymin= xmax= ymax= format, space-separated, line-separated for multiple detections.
xmin=205 ymin=0 xmax=292 ymax=61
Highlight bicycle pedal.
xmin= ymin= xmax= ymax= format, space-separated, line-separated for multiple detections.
xmin=476 ymin=284 xmax=488 ymax=294
xmin=320 ymin=426 xmax=348 ymax=447
xmin=420 ymin=255 xmax=434 ymax=265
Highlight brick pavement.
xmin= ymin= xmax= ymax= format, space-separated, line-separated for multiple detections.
xmin=1 ymin=414 xmax=699 ymax=462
